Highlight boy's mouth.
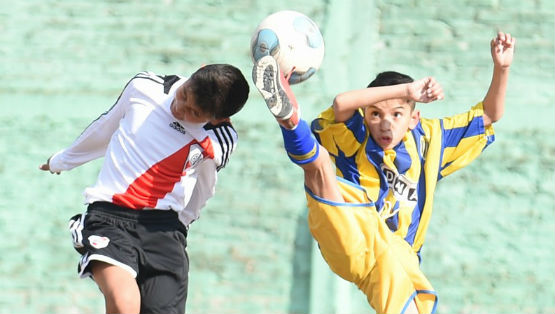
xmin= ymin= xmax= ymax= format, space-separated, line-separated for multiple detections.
xmin=378 ymin=135 xmax=392 ymax=147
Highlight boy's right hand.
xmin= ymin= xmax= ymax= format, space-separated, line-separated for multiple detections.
xmin=407 ymin=77 xmax=444 ymax=103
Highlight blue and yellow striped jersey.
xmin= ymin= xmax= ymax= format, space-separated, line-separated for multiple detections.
xmin=311 ymin=102 xmax=495 ymax=256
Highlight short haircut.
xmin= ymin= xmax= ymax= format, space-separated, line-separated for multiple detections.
xmin=367 ymin=71 xmax=415 ymax=110
xmin=189 ymin=64 xmax=249 ymax=119
xmin=367 ymin=71 xmax=414 ymax=88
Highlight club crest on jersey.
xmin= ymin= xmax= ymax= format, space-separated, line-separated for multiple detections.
xmin=187 ymin=145 xmax=204 ymax=168
xmin=169 ymin=121 xmax=187 ymax=135
xmin=88 ymin=235 xmax=110 ymax=249
xmin=381 ymin=165 xmax=418 ymax=203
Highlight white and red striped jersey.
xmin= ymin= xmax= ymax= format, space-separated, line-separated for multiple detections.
xmin=49 ymin=72 xmax=237 ymax=226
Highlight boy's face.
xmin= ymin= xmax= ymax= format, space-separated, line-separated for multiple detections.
xmin=364 ymin=98 xmax=420 ymax=150
xmin=171 ymin=80 xmax=213 ymax=124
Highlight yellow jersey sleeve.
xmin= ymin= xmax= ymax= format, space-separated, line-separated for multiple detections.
xmin=311 ymin=106 xmax=366 ymax=157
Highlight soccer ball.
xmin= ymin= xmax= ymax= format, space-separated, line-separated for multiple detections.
xmin=250 ymin=10 xmax=325 ymax=84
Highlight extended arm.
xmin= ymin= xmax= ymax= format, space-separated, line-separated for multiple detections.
xmin=333 ymin=77 xmax=443 ymax=122
xmin=39 ymin=78 xmax=136 ymax=174
xmin=482 ymin=32 xmax=515 ymax=126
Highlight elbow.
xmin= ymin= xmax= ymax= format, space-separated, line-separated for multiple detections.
xmin=483 ymin=111 xmax=503 ymax=127
xmin=331 ymin=94 xmax=343 ymax=115
xmin=332 ymin=95 xmax=346 ymax=122
xmin=332 ymin=94 xmax=344 ymax=110
xmin=490 ymin=114 xmax=503 ymax=124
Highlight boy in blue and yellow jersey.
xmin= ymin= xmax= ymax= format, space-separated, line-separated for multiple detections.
xmin=252 ymin=31 xmax=515 ymax=314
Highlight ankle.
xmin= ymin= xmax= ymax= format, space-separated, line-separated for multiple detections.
xmin=278 ymin=112 xmax=299 ymax=130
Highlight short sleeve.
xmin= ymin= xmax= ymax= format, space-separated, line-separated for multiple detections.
xmin=311 ymin=107 xmax=366 ymax=157
xmin=438 ymin=102 xmax=495 ymax=178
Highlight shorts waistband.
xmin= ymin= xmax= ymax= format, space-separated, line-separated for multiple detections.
xmin=87 ymin=201 xmax=179 ymax=223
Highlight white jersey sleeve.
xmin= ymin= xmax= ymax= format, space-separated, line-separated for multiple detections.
xmin=48 ymin=76 xmax=138 ymax=172
xmin=178 ymin=159 xmax=217 ymax=224
xmin=178 ymin=121 xmax=238 ymax=224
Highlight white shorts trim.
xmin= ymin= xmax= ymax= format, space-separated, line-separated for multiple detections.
xmin=78 ymin=253 xmax=138 ymax=279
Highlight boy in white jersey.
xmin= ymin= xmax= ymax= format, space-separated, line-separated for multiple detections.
xmin=252 ymin=32 xmax=514 ymax=313
xmin=39 ymin=64 xmax=249 ymax=314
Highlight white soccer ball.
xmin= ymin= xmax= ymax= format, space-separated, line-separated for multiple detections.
xmin=250 ymin=10 xmax=325 ymax=84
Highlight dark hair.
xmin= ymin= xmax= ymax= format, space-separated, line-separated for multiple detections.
xmin=367 ymin=71 xmax=413 ymax=88
xmin=367 ymin=71 xmax=416 ymax=110
xmin=189 ymin=64 xmax=249 ymax=119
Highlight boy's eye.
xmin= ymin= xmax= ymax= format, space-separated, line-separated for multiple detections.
xmin=394 ymin=112 xmax=402 ymax=118
xmin=370 ymin=111 xmax=380 ymax=117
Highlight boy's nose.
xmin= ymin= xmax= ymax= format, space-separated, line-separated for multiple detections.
xmin=380 ymin=118 xmax=391 ymax=129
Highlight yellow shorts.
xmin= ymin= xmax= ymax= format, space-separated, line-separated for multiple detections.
xmin=305 ymin=177 xmax=438 ymax=314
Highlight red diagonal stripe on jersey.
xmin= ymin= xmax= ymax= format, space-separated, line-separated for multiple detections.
xmin=110 ymin=145 xmax=181 ymax=209
xmin=112 ymin=143 xmax=191 ymax=209
xmin=199 ymin=136 xmax=215 ymax=160
xmin=112 ymin=136 xmax=215 ymax=209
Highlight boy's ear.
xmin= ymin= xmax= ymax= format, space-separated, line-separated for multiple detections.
xmin=408 ymin=109 xmax=420 ymax=130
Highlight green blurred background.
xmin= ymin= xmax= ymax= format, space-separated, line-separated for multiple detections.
xmin=0 ymin=0 xmax=553 ymax=313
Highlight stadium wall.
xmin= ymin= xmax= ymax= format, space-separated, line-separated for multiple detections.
xmin=0 ymin=0 xmax=553 ymax=313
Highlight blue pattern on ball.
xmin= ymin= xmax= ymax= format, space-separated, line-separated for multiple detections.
xmin=293 ymin=16 xmax=324 ymax=49
xmin=252 ymin=29 xmax=280 ymax=62
xmin=289 ymin=68 xmax=316 ymax=84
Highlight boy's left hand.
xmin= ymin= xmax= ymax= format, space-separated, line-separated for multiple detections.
xmin=38 ymin=156 xmax=60 ymax=175
xmin=491 ymin=32 xmax=515 ymax=69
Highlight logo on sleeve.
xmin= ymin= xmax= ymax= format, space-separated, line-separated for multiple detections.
xmin=88 ymin=235 xmax=110 ymax=249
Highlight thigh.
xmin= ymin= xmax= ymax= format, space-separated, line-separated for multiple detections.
xmin=306 ymin=179 xmax=378 ymax=270
xmin=365 ymin=235 xmax=436 ymax=314
xmin=91 ymin=261 xmax=141 ymax=313
xmin=301 ymin=146 xmax=344 ymax=202
xmin=307 ymin=199 xmax=377 ymax=283
xmin=137 ymin=226 xmax=189 ymax=314
xmin=69 ymin=211 xmax=139 ymax=278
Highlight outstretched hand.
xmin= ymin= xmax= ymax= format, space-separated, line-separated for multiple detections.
xmin=407 ymin=77 xmax=444 ymax=103
xmin=491 ymin=32 xmax=515 ymax=69
xmin=38 ymin=157 xmax=60 ymax=175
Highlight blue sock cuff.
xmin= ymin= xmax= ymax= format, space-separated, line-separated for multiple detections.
xmin=280 ymin=119 xmax=319 ymax=165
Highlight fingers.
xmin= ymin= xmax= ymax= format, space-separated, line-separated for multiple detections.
xmin=495 ymin=31 xmax=516 ymax=48
xmin=410 ymin=77 xmax=444 ymax=103
xmin=38 ymin=162 xmax=60 ymax=175
xmin=424 ymin=77 xmax=444 ymax=101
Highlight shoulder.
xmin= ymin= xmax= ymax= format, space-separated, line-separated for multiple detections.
xmin=126 ymin=72 xmax=184 ymax=96
xmin=203 ymin=121 xmax=238 ymax=170
xmin=416 ymin=117 xmax=440 ymax=134
xmin=204 ymin=120 xmax=238 ymax=145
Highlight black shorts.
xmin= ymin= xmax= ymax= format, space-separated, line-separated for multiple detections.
xmin=68 ymin=201 xmax=189 ymax=314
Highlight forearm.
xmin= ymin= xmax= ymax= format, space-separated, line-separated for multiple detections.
xmin=48 ymin=129 xmax=110 ymax=172
xmin=482 ymin=66 xmax=510 ymax=126
xmin=49 ymin=92 xmax=129 ymax=172
xmin=332 ymin=84 xmax=408 ymax=122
